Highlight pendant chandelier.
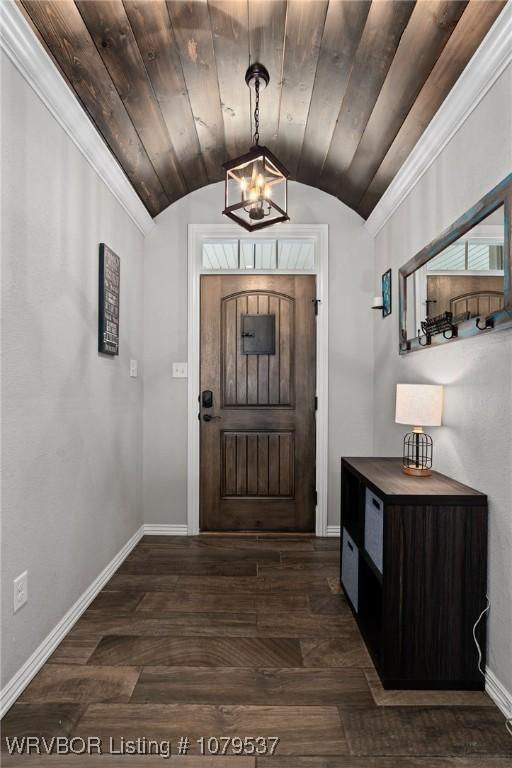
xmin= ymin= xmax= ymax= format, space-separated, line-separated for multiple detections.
xmin=222 ymin=63 xmax=290 ymax=232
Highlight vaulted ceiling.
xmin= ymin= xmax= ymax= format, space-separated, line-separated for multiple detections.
xmin=21 ymin=0 xmax=505 ymax=219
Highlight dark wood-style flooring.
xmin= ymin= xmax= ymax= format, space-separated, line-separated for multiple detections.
xmin=2 ymin=535 xmax=511 ymax=766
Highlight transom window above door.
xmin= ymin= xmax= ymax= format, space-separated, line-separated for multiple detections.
xmin=202 ymin=238 xmax=316 ymax=272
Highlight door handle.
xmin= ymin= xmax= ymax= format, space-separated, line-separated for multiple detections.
xmin=202 ymin=414 xmax=221 ymax=422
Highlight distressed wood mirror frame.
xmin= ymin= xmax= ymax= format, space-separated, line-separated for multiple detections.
xmin=399 ymin=173 xmax=512 ymax=354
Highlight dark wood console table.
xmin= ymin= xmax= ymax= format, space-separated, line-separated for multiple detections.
xmin=340 ymin=457 xmax=488 ymax=690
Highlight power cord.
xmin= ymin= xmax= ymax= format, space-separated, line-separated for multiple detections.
xmin=473 ymin=597 xmax=512 ymax=739
xmin=472 ymin=595 xmax=490 ymax=677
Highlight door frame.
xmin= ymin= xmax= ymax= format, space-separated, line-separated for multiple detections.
xmin=187 ymin=223 xmax=329 ymax=536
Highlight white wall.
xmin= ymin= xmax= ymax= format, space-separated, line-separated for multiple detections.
xmin=143 ymin=181 xmax=374 ymax=528
xmin=373 ymin=64 xmax=512 ymax=697
xmin=1 ymin=53 xmax=144 ymax=687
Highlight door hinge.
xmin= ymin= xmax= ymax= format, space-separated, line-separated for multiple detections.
xmin=312 ymin=298 xmax=321 ymax=316
xmin=314 ymin=396 xmax=318 ymax=411
xmin=313 ymin=489 xmax=318 ymax=506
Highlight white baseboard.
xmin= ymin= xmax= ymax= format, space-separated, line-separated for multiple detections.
xmin=0 ymin=525 xmax=144 ymax=718
xmin=326 ymin=525 xmax=340 ymax=537
xmin=143 ymin=524 xmax=189 ymax=536
xmin=486 ymin=666 xmax=512 ymax=719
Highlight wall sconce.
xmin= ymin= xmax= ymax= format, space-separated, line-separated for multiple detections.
xmin=371 ymin=296 xmax=384 ymax=310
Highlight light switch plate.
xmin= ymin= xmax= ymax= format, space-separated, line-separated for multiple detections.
xmin=130 ymin=359 xmax=138 ymax=377
xmin=13 ymin=571 xmax=28 ymax=613
xmin=172 ymin=362 xmax=188 ymax=378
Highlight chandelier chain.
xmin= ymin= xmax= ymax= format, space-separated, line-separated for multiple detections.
xmin=253 ymin=78 xmax=260 ymax=146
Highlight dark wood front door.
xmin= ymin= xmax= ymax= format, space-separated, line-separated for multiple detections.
xmin=200 ymin=275 xmax=317 ymax=532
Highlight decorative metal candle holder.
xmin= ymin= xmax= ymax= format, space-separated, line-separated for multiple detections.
xmin=402 ymin=430 xmax=433 ymax=477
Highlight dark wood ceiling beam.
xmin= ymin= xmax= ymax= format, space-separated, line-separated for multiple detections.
xmin=123 ymin=0 xmax=208 ymax=194
xmin=75 ymin=0 xmax=187 ymax=203
xmin=296 ymin=0 xmax=371 ymax=187
xmin=358 ymin=0 xmax=507 ymax=218
xmin=319 ymin=0 xmax=416 ymax=198
xmin=338 ymin=0 xmax=469 ymax=211
xmin=166 ymin=0 xmax=226 ymax=183
xmin=21 ymin=0 xmax=169 ymax=216
xmin=247 ymin=0 xmax=287 ymax=150
xmin=276 ymin=0 xmax=329 ymax=177
xmin=208 ymin=0 xmax=251 ymax=162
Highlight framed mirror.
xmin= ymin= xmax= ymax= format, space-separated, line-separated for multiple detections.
xmin=399 ymin=174 xmax=512 ymax=353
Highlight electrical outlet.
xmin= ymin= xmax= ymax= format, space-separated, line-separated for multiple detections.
xmin=172 ymin=362 xmax=188 ymax=378
xmin=13 ymin=571 xmax=28 ymax=613
xmin=130 ymin=359 xmax=138 ymax=377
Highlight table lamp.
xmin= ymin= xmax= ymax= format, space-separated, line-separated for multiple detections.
xmin=395 ymin=384 xmax=444 ymax=476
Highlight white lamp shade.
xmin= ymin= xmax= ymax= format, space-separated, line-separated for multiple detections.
xmin=395 ymin=384 xmax=443 ymax=427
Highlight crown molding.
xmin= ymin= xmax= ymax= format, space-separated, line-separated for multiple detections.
xmin=0 ymin=0 xmax=154 ymax=237
xmin=365 ymin=2 xmax=512 ymax=238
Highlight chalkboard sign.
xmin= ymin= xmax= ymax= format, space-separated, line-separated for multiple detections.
xmin=98 ymin=243 xmax=120 ymax=355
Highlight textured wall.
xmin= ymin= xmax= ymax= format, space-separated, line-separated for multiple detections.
xmin=143 ymin=181 xmax=375 ymax=528
xmin=1 ymin=53 xmax=144 ymax=687
xmin=373 ymin=64 xmax=512 ymax=696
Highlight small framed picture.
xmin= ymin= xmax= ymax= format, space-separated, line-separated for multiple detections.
xmin=382 ymin=268 xmax=392 ymax=317
xmin=98 ymin=243 xmax=120 ymax=355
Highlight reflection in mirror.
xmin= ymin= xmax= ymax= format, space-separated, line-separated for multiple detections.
xmin=406 ymin=205 xmax=504 ymax=341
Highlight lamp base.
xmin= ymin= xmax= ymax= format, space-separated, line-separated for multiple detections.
xmin=402 ymin=429 xmax=433 ymax=477
xmin=403 ymin=465 xmax=432 ymax=477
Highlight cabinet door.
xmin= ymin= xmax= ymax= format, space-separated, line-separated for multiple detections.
xmin=383 ymin=503 xmax=487 ymax=687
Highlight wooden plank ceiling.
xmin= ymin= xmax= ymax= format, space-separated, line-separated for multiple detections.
xmin=20 ymin=0 xmax=505 ymax=219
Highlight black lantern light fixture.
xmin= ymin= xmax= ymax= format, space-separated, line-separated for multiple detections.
xmin=222 ymin=63 xmax=290 ymax=232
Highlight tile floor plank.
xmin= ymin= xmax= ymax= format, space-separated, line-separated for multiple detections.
xmin=105 ymin=573 xmax=180 ymax=592
xmin=309 ymin=594 xmax=348 ymax=615
xmin=281 ymin=551 xmax=340 ymax=564
xmin=87 ymin=590 xmax=144 ymax=612
xmin=258 ymin=563 xmax=339 ymax=575
xmin=257 ymin=758 xmax=512 ymax=767
xmin=73 ymin=611 xmax=257 ymax=637
xmin=131 ymin=666 xmax=373 ymax=707
xmin=136 ymin=541 xmax=282 ymax=561
xmin=88 ymin=636 xmax=303 ymax=667
xmin=364 ymin=668 xmax=494 ymax=708
xmin=74 ymin=703 xmax=347 ymax=755
xmin=341 ymin=706 xmax=512 ymax=756
xmin=257 ymin=612 xmax=353 ymax=638
xmin=19 ymin=664 xmax=140 ymax=704
xmin=265 ymin=574 xmax=335 ymax=593
xmin=1 ymin=704 xmax=85 ymax=750
xmin=137 ymin=592 xmax=308 ymax=614
xmin=2 ymin=757 xmax=254 ymax=767
xmin=46 ymin=635 xmax=100 ymax=665
xmin=177 ymin=576 xmax=272 ymax=593
xmin=300 ymin=637 xmax=373 ymax=668
xmin=117 ymin=557 xmax=258 ymax=577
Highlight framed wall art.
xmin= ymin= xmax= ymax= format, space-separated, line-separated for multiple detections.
xmin=98 ymin=243 xmax=120 ymax=355
xmin=382 ymin=268 xmax=392 ymax=317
